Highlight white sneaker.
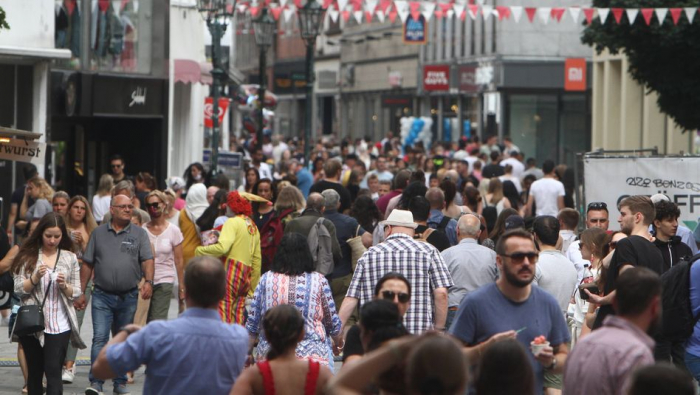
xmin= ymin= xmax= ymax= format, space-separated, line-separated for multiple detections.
xmin=62 ymin=366 xmax=75 ymax=383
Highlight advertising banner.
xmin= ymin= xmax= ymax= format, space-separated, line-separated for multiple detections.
xmin=0 ymin=138 xmax=46 ymax=165
xmin=403 ymin=14 xmax=427 ymax=44
xmin=584 ymin=157 xmax=700 ymax=230
xmin=204 ymin=97 xmax=231 ymax=128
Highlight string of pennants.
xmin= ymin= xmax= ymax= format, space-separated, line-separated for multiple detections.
xmin=235 ymin=0 xmax=700 ymax=35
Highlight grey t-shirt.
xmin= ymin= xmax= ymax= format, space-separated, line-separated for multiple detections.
xmin=441 ymin=239 xmax=498 ymax=307
xmin=83 ymin=222 xmax=154 ymax=293
xmin=449 ymin=283 xmax=571 ymax=395
xmin=533 ymin=250 xmax=578 ymax=314
xmin=26 ymin=199 xmax=52 ymax=222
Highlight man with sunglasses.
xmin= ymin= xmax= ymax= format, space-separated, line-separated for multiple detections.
xmin=441 ymin=213 xmax=497 ymax=330
xmin=449 ymin=229 xmax=570 ymax=395
xmin=108 ymin=155 xmax=133 ymax=183
xmin=566 ymin=201 xmax=610 ymax=284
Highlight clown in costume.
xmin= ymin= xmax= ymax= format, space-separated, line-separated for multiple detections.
xmin=195 ymin=191 xmax=261 ymax=324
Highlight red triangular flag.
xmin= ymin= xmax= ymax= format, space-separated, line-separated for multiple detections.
xmin=496 ymin=6 xmax=510 ymax=20
xmin=670 ymin=8 xmax=682 ymax=24
xmin=583 ymin=8 xmax=595 ymax=24
xmin=468 ymin=4 xmax=478 ymax=19
xmin=249 ymin=6 xmax=259 ymax=17
xmin=434 ymin=9 xmax=444 ymax=19
xmin=641 ymin=8 xmax=653 ymax=25
xmin=322 ymin=0 xmax=333 ymax=8
xmin=270 ymin=7 xmax=282 ymax=20
xmin=341 ymin=10 xmax=350 ymax=22
xmin=551 ymin=8 xmax=565 ymax=22
xmin=365 ymin=11 xmax=373 ymax=22
xmin=294 ymin=0 xmax=302 ymax=8
xmin=388 ymin=9 xmax=397 ymax=23
xmin=612 ymin=8 xmax=624 ymax=24
xmin=525 ymin=7 xmax=537 ymax=22
xmin=438 ymin=3 xmax=452 ymax=13
xmin=409 ymin=2 xmax=421 ymax=21
xmin=459 ymin=8 xmax=467 ymax=20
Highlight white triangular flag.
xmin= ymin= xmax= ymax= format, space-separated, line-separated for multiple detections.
xmin=453 ymin=4 xmax=465 ymax=20
xmin=537 ymin=7 xmax=551 ymax=24
xmin=422 ymin=2 xmax=436 ymax=21
xmin=279 ymin=0 xmax=287 ymax=7
xmin=365 ymin=0 xmax=378 ymax=14
xmin=510 ymin=6 xmax=522 ymax=22
xmin=597 ymin=8 xmax=610 ymax=23
xmin=353 ymin=10 xmax=363 ymax=24
xmin=481 ymin=5 xmax=493 ymax=21
xmin=336 ymin=0 xmax=349 ymax=12
xmin=476 ymin=0 xmax=484 ymax=5
xmin=329 ymin=9 xmax=339 ymax=23
xmin=394 ymin=0 xmax=408 ymax=22
xmin=467 ymin=5 xmax=478 ymax=19
xmin=283 ymin=7 xmax=294 ymax=22
xmin=625 ymin=9 xmax=638 ymax=23
xmin=655 ymin=8 xmax=668 ymax=24
xmin=685 ymin=7 xmax=697 ymax=23
xmin=237 ymin=4 xmax=247 ymax=14
xmin=446 ymin=9 xmax=454 ymax=19
xmin=569 ymin=7 xmax=581 ymax=23
xmin=376 ymin=10 xmax=385 ymax=23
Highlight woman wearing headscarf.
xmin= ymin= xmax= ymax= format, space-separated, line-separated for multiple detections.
xmin=195 ymin=191 xmax=261 ymax=324
xmin=179 ymin=184 xmax=208 ymax=266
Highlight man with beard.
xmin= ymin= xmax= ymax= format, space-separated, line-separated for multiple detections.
xmin=566 ymin=202 xmax=610 ymax=283
xmin=563 ymin=267 xmax=660 ymax=395
xmin=589 ymin=196 xmax=664 ymax=329
xmin=449 ymin=229 xmax=570 ymax=395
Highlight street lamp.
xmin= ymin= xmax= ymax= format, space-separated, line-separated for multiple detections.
xmin=197 ymin=0 xmax=235 ymax=173
xmin=252 ymin=8 xmax=275 ymax=152
xmin=298 ymin=0 xmax=325 ymax=168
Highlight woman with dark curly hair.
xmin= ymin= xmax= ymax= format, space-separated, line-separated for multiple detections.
xmin=246 ymin=233 xmax=342 ymax=371
xmin=183 ymin=162 xmax=207 ymax=192
xmin=349 ymin=195 xmax=383 ymax=233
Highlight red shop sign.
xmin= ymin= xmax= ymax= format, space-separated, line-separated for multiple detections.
xmin=423 ymin=65 xmax=450 ymax=91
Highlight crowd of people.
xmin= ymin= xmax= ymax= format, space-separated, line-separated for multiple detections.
xmin=1 ymin=133 xmax=700 ymax=395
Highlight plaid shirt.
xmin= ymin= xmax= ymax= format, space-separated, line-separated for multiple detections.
xmin=347 ymin=233 xmax=453 ymax=334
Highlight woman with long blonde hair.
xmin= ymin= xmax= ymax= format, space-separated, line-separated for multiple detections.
xmin=92 ymin=174 xmax=113 ymax=224
xmin=483 ymin=178 xmax=511 ymax=216
xmin=19 ymin=177 xmax=55 ymax=232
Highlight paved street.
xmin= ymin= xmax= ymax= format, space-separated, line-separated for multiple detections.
xmin=0 ymin=299 xmax=179 ymax=395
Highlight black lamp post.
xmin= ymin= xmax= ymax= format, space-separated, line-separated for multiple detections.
xmin=252 ymin=8 xmax=275 ymax=152
xmin=197 ymin=0 xmax=235 ymax=173
xmin=298 ymin=0 xmax=325 ymax=168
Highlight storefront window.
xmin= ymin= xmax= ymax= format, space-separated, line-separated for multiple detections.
xmin=55 ymin=0 xmax=83 ymax=69
xmin=89 ymin=0 xmax=152 ymax=74
xmin=507 ymin=94 xmax=558 ymax=164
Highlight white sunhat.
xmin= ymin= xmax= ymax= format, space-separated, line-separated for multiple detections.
xmin=380 ymin=209 xmax=418 ymax=229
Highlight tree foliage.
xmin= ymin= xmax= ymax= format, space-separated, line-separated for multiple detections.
xmin=0 ymin=7 xmax=8 ymax=30
xmin=581 ymin=0 xmax=700 ymax=131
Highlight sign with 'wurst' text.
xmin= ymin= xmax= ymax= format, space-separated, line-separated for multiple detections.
xmin=0 ymin=138 xmax=46 ymax=165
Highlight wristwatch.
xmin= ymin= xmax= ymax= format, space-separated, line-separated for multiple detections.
xmin=145 ymin=280 xmax=154 ymax=287
xmin=120 ymin=326 xmax=137 ymax=336
xmin=546 ymin=357 xmax=557 ymax=370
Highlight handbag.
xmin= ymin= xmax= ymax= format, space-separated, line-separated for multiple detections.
xmin=347 ymin=225 xmax=367 ymax=272
xmin=12 ymin=249 xmax=60 ymax=337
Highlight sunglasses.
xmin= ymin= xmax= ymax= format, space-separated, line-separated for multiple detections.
xmin=587 ymin=202 xmax=608 ymax=212
xmin=111 ymin=164 xmax=123 ymax=168
xmin=503 ymin=252 xmax=539 ymax=264
xmin=146 ymin=202 xmax=161 ymax=209
xmin=381 ymin=290 xmax=411 ymax=303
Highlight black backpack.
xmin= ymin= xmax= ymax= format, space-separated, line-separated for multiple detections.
xmin=660 ymin=254 xmax=700 ymax=342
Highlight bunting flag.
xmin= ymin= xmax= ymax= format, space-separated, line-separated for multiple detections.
xmin=395 ymin=0 xmax=409 ymax=22
xmin=537 ymin=7 xmax=551 ymax=24
xmin=353 ymin=10 xmax=363 ymax=23
xmin=598 ymin=8 xmax=610 ymax=23
xmin=438 ymin=3 xmax=452 ymax=13
xmin=569 ymin=7 xmax=581 ymax=23
xmin=376 ymin=10 xmax=385 ymax=22
xmin=583 ymin=8 xmax=595 ymax=24
xmin=365 ymin=0 xmax=378 ymax=14
xmin=496 ymin=6 xmax=510 ymax=20
xmin=655 ymin=8 xmax=668 ymax=24
xmin=446 ymin=9 xmax=454 ymax=19
xmin=685 ymin=7 xmax=697 ymax=23
xmin=237 ymin=4 xmax=248 ymax=14
xmin=341 ymin=9 xmax=350 ymax=22
xmin=670 ymin=8 xmax=682 ymax=24
xmin=511 ymin=6 xmax=523 ymax=22
xmin=625 ymin=9 xmax=639 ymax=24
xmin=422 ymin=2 xmax=436 ymax=21
xmin=336 ymin=0 xmax=348 ymax=11
xmin=409 ymin=1 xmax=421 ymax=21
xmin=641 ymin=8 xmax=654 ymax=25
xmin=551 ymin=8 xmax=565 ymax=22
xmin=328 ymin=8 xmax=339 ymax=22
xmin=279 ymin=0 xmax=287 ymax=7
xmin=270 ymin=6 xmax=282 ymax=20
xmin=453 ymin=4 xmax=466 ymax=21
xmin=482 ymin=5 xmax=493 ymax=21
xmin=611 ymin=8 xmax=624 ymax=24
xmin=388 ymin=9 xmax=397 ymax=22
xmin=365 ymin=10 xmax=373 ymax=22
xmin=468 ymin=4 xmax=479 ymax=19
xmin=283 ymin=7 xmax=295 ymax=22
xmin=525 ymin=7 xmax=536 ymax=22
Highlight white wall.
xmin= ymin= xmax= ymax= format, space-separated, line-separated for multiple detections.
xmin=0 ymin=1 xmax=55 ymax=48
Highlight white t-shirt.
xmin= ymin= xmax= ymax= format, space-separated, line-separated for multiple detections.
xmin=500 ymin=158 xmax=525 ymax=179
xmin=529 ymin=177 xmax=565 ymax=216
xmin=533 ymin=250 xmax=578 ymax=314
xmin=92 ymin=195 xmax=112 ymax=222
xmin=498 ymin=174 xmax=523 ymax=193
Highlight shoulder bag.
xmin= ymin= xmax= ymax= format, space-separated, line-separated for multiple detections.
xmin=347 ymin=225 xmax=367 ymax=272
xmin=12 ymin=249 xmax=60 ymax=337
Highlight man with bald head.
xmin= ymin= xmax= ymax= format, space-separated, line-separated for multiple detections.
xmin=441 ymin=213 xmax=498 ymax=329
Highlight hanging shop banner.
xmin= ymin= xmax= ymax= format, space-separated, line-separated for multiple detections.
xmin=584 ymin=156 xmax=700 ymax=230
xmin=458 ymin=66 xmax=479 ymax=93
xmin=0 ymin=138 xmax=46 ymax=165
xmin=204 ymin=97 xmax=231 ymax=128
xmin=565 ymin=58 xmax=587 ymax=91
xmin=423 ymin=65 xmax=450 ymax=91
xmin=403 ymin=14 xmax=427 ymax=44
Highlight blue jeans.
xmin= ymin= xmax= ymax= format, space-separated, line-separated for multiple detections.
xmin=89 ymin=287 xmax=138 ymax=387
xmin=685 ymin=351 xmax=700 ymax=382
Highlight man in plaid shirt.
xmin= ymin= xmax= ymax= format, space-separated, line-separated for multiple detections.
xmin=337 ymin=209 xmax=453 ymax=334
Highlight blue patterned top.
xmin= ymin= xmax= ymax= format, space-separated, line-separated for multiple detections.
xmin=246 ymin=271 xmax=341 ymax=371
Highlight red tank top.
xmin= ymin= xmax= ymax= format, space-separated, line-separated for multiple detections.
xmin=257 ymin=359 xmax=321 ymax=395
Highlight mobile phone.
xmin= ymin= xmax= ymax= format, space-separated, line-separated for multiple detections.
xmin=579 ymin=284 xmax=600 ymax=300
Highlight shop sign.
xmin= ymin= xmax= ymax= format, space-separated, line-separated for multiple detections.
xmin=403 ymin=14 xmax=427 ymax=44
xmin=565 ymin=58 xmax=587 ymax=91
xmin=388 ymin=71 xmax=403 ymax=88
xmin=423 ymin=65 xmax=450 ymax=91
xmin=204 ymin=97 xmax=231 ymax=129
xmin=317 ymin=70 xmax=337 ymax=90
xmin=0 ymin=138 xmax=46 ymax=165
xmin=458 ymin=66 xmax=478 ymax=93
xmin=92 ymin=76 xmax=165 ymax=117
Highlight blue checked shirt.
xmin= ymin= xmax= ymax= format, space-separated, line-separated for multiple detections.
xmin=347 ymin=233 xmax=453 ymax=334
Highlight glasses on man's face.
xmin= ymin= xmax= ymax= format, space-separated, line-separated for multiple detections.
xmin=381 ymin=290 xmax=411 ymax=303
xmin=503 ymin=252 xmax=539 ymax=264
xmin=111 ymin=164 xmax=123 ymax=169
xmin=112 ymin=204 xmax=134 ymax=211
xmin=587 ymin=202 xmax=608 ymax=212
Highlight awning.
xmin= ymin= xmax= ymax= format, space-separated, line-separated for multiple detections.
xmin=0 ymin=46 xmax=71 ymax=61
xmin=0 ymin=126 xmax=42 ymax=140
xmin=173 ymin=59 xmax=212 ymax=85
